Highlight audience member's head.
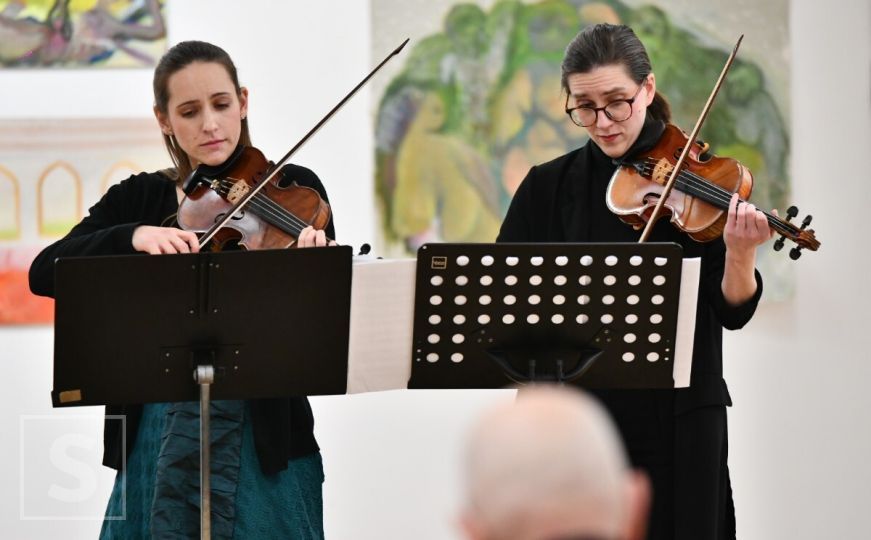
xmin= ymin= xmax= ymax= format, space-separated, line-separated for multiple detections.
xmin=460 ymin=386 xmax=649 ymax=540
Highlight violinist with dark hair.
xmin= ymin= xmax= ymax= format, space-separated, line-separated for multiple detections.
xmin=29 ymin=40 xmax=331 ymax=539
xmin=498 ymin=24 xmax=775 ymax=540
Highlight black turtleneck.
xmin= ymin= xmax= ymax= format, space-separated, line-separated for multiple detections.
xmin=566 ymin=117 xmax=667 ymax=243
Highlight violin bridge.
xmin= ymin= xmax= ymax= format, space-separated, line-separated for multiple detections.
xmin=226 ymin=179 xmax=251 ymax=204
xmin=651 ymin=159 xmax=673 ymax=186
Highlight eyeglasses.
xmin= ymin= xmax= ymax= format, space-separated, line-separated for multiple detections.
xmin=565 ymin=85 xmax=643 ymax=127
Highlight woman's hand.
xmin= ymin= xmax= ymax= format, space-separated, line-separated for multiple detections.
xmin=721 ymin=193 xmax=774 ymax=305
xmin=723 ymin=193 xmax=774 ymax=256
xmin=297 ymin=226 xmax=336 ymax=248
xmin=132 ymin=225 xmax=200 ymax=254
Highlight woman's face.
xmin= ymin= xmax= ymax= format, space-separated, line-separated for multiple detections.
xmin=565 ymin=63 xmax=655 ymax=158
xmin=155 ymin=61 xmax=248 ymax=168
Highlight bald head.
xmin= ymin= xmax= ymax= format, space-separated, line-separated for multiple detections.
xmin=461 ymin=387 xmax=648 ymax=540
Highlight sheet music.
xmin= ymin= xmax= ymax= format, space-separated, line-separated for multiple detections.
xmin=346 ymin=258 xmax=416 ymax=393
xmin=673 ymin=258 xmax=700 ymax=388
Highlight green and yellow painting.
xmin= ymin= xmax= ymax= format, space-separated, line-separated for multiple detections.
xmin=373 ymin=0 xmax=792 ymax=295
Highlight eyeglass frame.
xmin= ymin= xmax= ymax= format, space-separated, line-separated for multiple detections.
xmin=564 ymin=84 xmax=645 ymax=127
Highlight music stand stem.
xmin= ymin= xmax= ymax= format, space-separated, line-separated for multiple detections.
xmin=195 ymin=365 xmax=214 ymax=540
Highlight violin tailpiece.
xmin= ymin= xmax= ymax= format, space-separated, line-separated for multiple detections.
xmin=226 ymin=179 xmax=251 ymax=204
xmin=651 ymin=159 xmax=673 ymax=186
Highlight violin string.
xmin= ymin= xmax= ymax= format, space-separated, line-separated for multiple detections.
xmin=642 ymin=159 xmax=796 ymax=237
xmin=674 ymin=167 xmax=797 ymax=236
xmin=642 ymin=158 xmax=734 ymax=208
xmin=221 ymin=181 xmax=319 ymax=234
xmin=249 ymin=189 xmax=312 ymax=232
xmin=254 ymin=195 xmax=307 ymax=235
xmin=214 ymin=184 xmax=302 ymax=234
xmin=642 ymin=160 xmax=795 ymax=237
xmin=233 ymin=191 xmax=307 ymax=236
xmin=215 ymin=182 xmax=307 ymax=236
xmin=647 ymin=161 xmax=794 ymax=237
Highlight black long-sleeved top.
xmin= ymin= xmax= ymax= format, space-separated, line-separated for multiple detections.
xmin=497 ymin=119 xmax=762 ymax=413
xmin=30 ymin=164 xmax=334 ymax=475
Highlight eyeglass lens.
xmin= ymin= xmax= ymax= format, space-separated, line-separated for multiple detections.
xmin=570 ymin=101 xmax=633 ymax=127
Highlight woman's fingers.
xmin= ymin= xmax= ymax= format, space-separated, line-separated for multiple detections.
xmin=132 ymin=226 xmax=201 ymax=254
xmin=296 ymin=226 xmax=331 ymax=248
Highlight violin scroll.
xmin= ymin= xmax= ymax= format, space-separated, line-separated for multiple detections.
xmin=772 ymin=205 xmax=819 ymax=259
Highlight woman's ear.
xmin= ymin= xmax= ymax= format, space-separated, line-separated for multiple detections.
xmin=239 ymin=87 xmax=249 ymax=120
xmin=644 ymin=73 xmax=657 ymax=106
xmin=154 ymin=106 xmax=172 ymax=135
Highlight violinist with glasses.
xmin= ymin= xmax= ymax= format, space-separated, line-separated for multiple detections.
xmin=498 ymin=23 xmax=774 ymax=540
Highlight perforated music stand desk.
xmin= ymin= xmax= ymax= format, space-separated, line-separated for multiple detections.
xmin=409 ymin=243 xmax=690 ymax=390
xmin=51 ymin=246 xmax=352 ymax=539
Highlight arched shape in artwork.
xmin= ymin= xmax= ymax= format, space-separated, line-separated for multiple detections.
xmin=37 ymin=161 xmax=82 ymax=238
xmin=0 ymin=165 xmax=21 ymax=241
xmin=101 ymin=160 xmax=141 ymax=194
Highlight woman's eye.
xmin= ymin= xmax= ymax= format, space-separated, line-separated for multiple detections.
xmin=180 ymin=109 xmax=196 ymax=118
xmin=215 ymin=102 xmax=230 ymax=110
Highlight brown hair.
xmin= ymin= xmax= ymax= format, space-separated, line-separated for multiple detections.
xmin=153 ymin=41 xmax=251 ymax=181
xmin=561 ymin=23 xmax=671 ymax=123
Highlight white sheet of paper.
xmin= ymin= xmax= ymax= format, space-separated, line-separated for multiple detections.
xmin=673 ymin=257 xmax=700 ymax=388
xmin=346 ymin=258 xmax=416 ymax=393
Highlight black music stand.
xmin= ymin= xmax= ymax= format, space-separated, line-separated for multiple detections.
xmin=408 ymin=243 xmax=690 ymax=390
xmin=51 ymin=246 xmax=352 ymax=539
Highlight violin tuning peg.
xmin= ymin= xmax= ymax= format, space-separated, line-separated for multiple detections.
xmin=801 ymin=215 xmax=813 ymax=228
xmin=789 ymin=246 xmax=803 ymax=260
xmin=773 ymin=236 xmax=786 ymax=251
xmin=786 ymin=206 xmax=799 ymax=221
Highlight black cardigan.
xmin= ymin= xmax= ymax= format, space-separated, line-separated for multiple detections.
xmin=497 ymin=119 xmax=763 ymax=413
xmin=29 ymin=164 xmax=332 ymax=474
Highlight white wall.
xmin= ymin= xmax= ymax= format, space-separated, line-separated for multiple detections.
xmin=1 ymin=0 xmax=869 ymax=538
xmin=726 ymin=1 xmax=871 ymax=538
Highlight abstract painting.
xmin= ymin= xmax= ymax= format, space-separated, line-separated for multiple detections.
xmin=0 ymin=0 xmax=166 ymax=68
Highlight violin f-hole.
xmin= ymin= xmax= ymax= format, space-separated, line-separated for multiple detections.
xmin=213 ymin=211 xmax=245 ymax=224
xmin=642 ymin=192 xmax=661 ymax=206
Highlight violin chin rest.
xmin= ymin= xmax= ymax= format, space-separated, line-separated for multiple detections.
xmin=181 ymin=169 xmax=204 ymax=195
xmin=182 ymin=145 xmax=248 ymax=195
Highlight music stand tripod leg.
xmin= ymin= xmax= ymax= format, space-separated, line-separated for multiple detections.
xmin=195 ymin=365 xmax=214 ymax=540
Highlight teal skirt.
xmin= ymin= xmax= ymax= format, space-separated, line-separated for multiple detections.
xmin=99 ymin=401 xmax=324 ymax=539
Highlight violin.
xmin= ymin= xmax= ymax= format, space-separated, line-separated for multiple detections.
xmin=178 ymin=145 xmax=330 ymax=251
xmin=608 ymin=35 xmax=820 ymax=260
xmin=606 ymin=123 xmax=821 ymax=258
